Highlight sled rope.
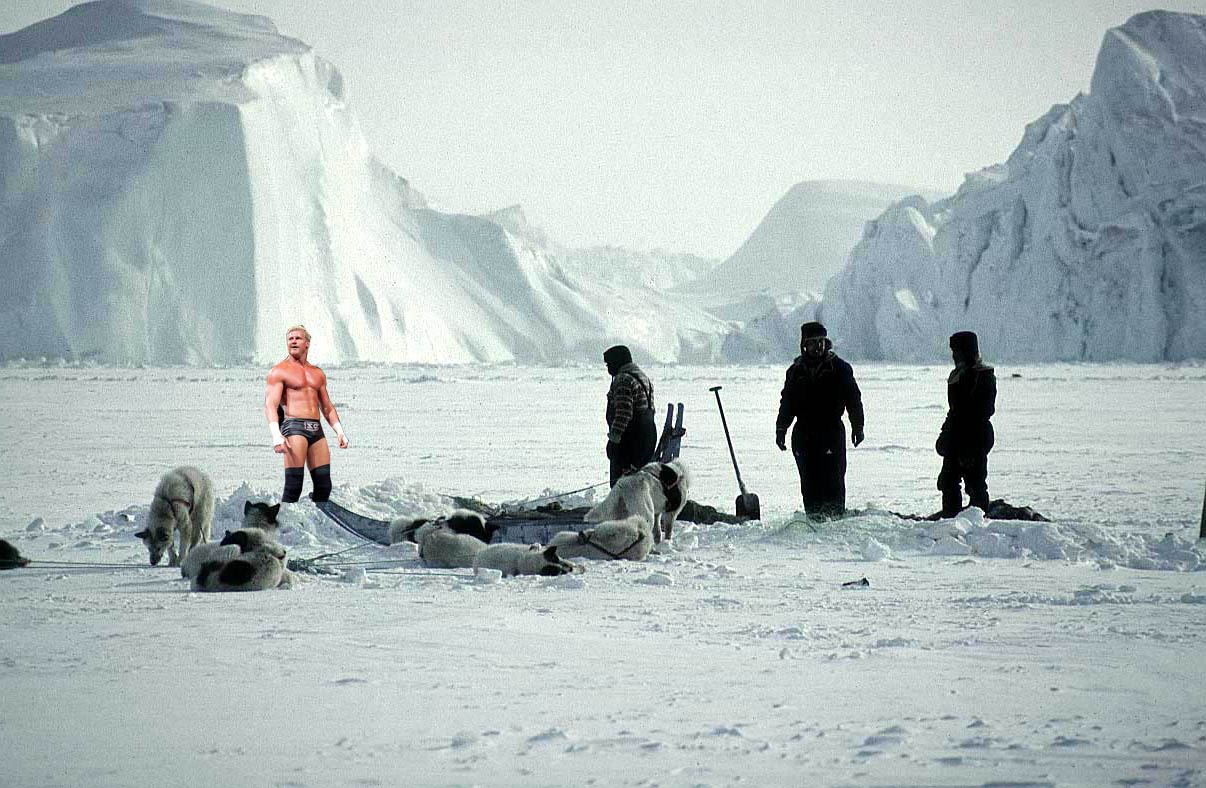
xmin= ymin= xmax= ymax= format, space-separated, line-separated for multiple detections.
xmin=295 ymin=540 xmax=379 ymax=567
xmin=503 ymin=480 xmax=609 ymax=510
xmin=21 ymin=560 xmax=168 ymax=569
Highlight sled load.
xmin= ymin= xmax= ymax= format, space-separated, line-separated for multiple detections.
xmin=317 ymin=402 xmax=688 ymax=545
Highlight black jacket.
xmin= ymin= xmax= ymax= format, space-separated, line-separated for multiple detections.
xmin=937 ymin=364 xmax=996 ymax=455
xmin=776 ymin=353 xmax=864 ymax=440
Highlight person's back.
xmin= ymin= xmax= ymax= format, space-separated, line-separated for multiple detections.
xmin=936 ymin=331 xmax=996 ymax=515
xmin=603 ymin=345 xmax=656 ymax=486
xmin=942 ymin=361 xmax=996 ymax=453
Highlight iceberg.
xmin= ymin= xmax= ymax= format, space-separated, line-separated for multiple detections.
xmin=820 ymin=11 xmax=1206 ymax=362
xmin=0 ymin=0 xmax=733 ymax=364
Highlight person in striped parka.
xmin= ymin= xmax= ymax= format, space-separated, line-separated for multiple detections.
xmin=603 ymin=345 xmax=658 ymax=487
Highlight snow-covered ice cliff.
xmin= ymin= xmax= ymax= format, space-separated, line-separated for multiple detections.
xmin=0 ymin=0 xmax=737 ymax=365
xmin=821 ymin=11 xmax=1206 ymax=362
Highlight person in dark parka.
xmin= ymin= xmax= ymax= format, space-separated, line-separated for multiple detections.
xmin=936 ymin=330 xmax=997 ymax=516
xmin=775 ymin=322 xmax=865 ymax=519
xmin=603 ymin=345 xmax=657 ymax=487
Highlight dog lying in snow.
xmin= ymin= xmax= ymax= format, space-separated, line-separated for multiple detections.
xmin=135 ymin=466 xmax=215 ymax=567
xmin=190 ymin=527 xmax=289 ymax=592
xmin=549 ymin=514 xmax=656 ymax=562
xmin=551 ymin=460 xmax=690 ymax=561
xmin=389 ymin=509 xmax=499 ymax=568
xmin=179 ymin=502 xmax=284 ymax=580
xmin=474 ymin=543 xmax=579 ymax=577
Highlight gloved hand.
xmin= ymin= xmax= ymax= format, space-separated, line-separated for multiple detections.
xmin=606 ymin=440 xmax=618 ymax=460
xmin=775 ymin=432 xmax=787 ymax=451
xmin=852 ymin=429 xmax=864 ymax=447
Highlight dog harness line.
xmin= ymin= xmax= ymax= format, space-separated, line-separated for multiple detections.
xmin=580 ymin=529 xmax=646 ymax=560
xmin=155 ymin=474 xmax=196 ymax=513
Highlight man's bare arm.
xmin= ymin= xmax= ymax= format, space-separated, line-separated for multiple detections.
xmin=317 ymin=372 xmax=348 ymax=448
xmin=265 ymin=370 xmax=287 ymax=452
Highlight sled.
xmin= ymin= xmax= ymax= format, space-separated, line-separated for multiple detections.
xmin=315 ymin=499 xmax=592 ymax=547
xmin=318 ymin=404 xmax=688 ymax=546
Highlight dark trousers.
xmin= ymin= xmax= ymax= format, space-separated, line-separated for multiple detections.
xmin=792 ymin=423 xmax=847 ymax=518
xmin=937 ymin=453 xmax=989 ymax=515
xmin=609 ymin=409 xmax=658 ymax=487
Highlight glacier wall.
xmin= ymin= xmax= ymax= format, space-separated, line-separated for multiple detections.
xmin=0 ymin=101 xmax=257 ymax=363
xmin=820 ymin=11 xmax=1206 ymax=362
xmin=0 ymin=1 xmax=736 ymax=365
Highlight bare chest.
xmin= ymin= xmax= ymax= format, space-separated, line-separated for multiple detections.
xmin=279 ymin=366 xmax=323 ymax=392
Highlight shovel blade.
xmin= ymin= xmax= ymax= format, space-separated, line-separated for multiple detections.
xmin=735 ymin=492 xmax=761 ymax=521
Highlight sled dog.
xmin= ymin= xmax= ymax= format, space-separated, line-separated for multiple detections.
xmin=181 ymin=504 xmax=284 ymax=579
xmin=388 ymin=509 xmax=497 ymax=546
xmin=390 ymin=509 xmax=496 ymax=568
xmin=474 ymin=543 xmax=578 ymax=577
xmin=136 ymin=466 xmax=215 ymax=566
xmin=0 ymin=539 xmax=29 ymax=570
xmin=179 ymin=541 xmax=240 ymax=580
xmin=242 ymin=501 xmax=281 ymax=532
xmin=192 ymin=549 xmax=286 ymax=592
xmin=190 ymin=527 xmax=289 ymax=592
xmin=219 ymin=527 xmax=287 ymax=560
xmin=585 ymin=459 xmax=690 ymax=543
xmin=550 ymin=514 xmax=654 ymax=561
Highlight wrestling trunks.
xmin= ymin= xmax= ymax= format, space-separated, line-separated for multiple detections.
xmin=281 ymin=417 xmax=325 ymax=445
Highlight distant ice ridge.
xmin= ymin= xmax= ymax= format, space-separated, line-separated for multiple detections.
xmin=683 ymin=180 xmax=938 ymax=298
xmin=821 ymin=10 xmax=1206 ymax=362
xmin=0 ymin=0 xmax=737 ymax=365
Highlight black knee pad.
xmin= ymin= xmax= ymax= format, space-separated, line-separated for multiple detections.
xmin=310 ymin=464 xmax=332 ymax=503
xmin=282 ymin=467 xmax=304 ymax=503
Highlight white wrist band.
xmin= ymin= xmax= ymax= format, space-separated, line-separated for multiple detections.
xmin=331 ymin=421 xmax=347 ymax=439
xmin=270 ymin=422 xmax=284 ymax=446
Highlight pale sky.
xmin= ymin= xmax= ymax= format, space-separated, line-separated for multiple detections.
xmin=4 ymin=0 xmax=1205 ymax=257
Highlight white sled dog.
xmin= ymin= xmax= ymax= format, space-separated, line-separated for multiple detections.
xmin=136 ymin=466 xmax=215 ymax=567
xmin=190 ymin=527 xmax=288 ymax=592
xmin=550 ymin=514 xmax=655 ymax=562
xmin=390 ymin=509 xmax=497 ymax=568
xmin=180 ymin=502 xmax=284 ymax=579
xmin=474 ymin=543 xmax=579 ymax=577
xmin=550 ymin=460 xmax=690 ymax=561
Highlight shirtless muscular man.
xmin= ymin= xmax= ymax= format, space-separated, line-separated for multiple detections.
xmin=264 ymin=325 xmax=349 ymax=503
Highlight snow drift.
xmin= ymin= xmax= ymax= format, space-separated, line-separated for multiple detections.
xmin=0 ymin=0 xmax=737 ymax=365
xmin=821 ymin=11 xmax=1206 ymax=362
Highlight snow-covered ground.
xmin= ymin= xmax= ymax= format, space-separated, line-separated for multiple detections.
xmin=2 ymin=364 xmax=1204 ymax=787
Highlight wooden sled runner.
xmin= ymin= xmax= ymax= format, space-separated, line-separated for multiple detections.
xmin=317 ymin=402 xmax=687 ymax=546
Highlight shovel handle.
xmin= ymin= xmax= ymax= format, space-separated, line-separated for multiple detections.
xmin=710 ymin=386 xmax=748 ymax=496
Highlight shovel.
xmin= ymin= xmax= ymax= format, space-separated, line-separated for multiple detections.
xmin=709 ymin=386 xmax=761 ymax=521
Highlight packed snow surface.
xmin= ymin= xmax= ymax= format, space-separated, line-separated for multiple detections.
xmin=821 ymin=11 xmax=1206 ymax=362
xmin=1 ymin=363 xmax=1203 ymax=786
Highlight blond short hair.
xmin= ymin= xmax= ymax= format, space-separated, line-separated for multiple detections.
xmin=285 ymin=324 xmax=311 ymax=341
